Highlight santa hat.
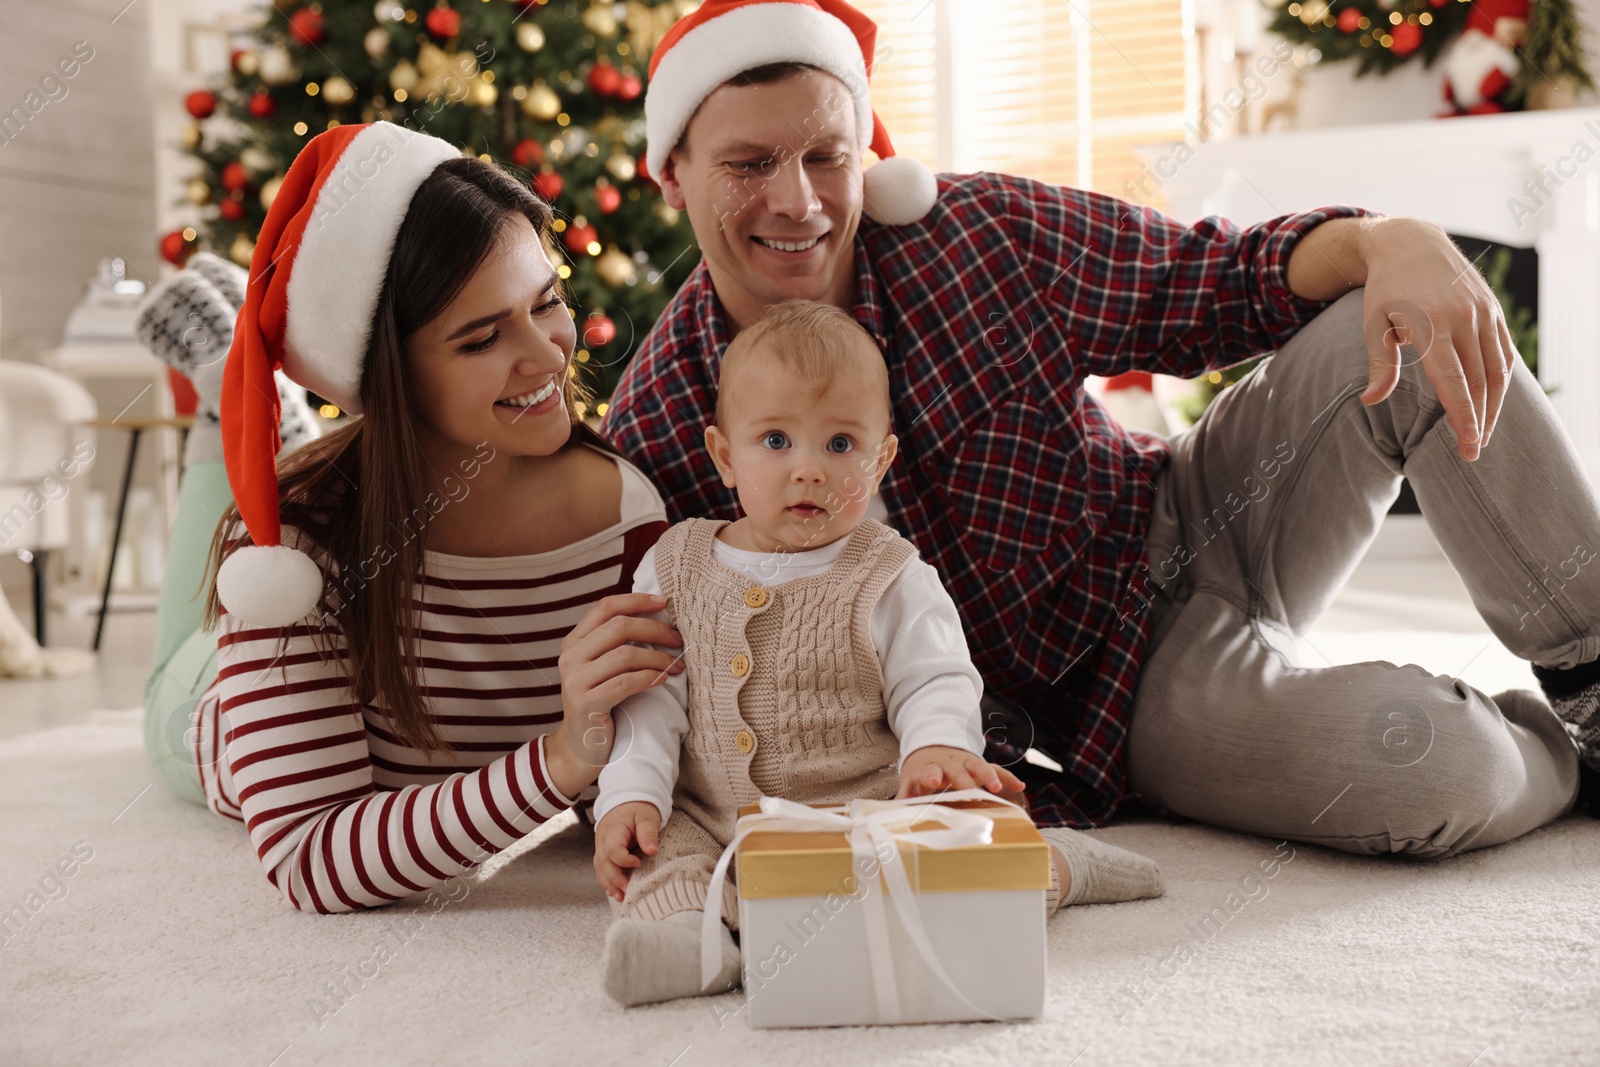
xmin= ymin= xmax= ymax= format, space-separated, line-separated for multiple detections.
xmin=217 ymin=121 xmax=460 ymax=627
xmin=644 ymin=0 xmax=938 ymax=227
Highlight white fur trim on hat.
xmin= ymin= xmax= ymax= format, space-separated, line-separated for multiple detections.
xmin=217 ymin=544 xmax=325 ymax=628
xmin=283 ymin=122 xmax=460 ymax=415
xmin=644 ymin=2 xmax=874 ymax=179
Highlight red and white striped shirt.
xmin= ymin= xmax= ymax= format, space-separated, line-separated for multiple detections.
xmin=192 ymin=444 xmax=669 ymax=913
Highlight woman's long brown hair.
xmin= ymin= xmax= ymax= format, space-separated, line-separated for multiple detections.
xmin=202 ymin=155 xmax=618 ymax=757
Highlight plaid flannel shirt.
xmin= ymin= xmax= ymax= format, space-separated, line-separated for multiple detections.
xmin=599 ymin=171 xmax=1376 ymax=826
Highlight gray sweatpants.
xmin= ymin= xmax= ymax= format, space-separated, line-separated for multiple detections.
xmin=1128 ymin=288 xmax=1595 ymax=857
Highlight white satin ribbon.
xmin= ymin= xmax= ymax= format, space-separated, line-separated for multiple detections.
xmin=700 ymin=789 xmax=1026 ymax=1022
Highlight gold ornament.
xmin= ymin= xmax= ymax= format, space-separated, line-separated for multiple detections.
xmin=583 ymin=1 xmax=618 ymax=38
xmin=186 ymin=177 xmax=212 ymax=206
xmin=323 ymin=75 xmax=356 ymax=105
xmin=417 ymin=42 xmax=450 ymax=76
xmin=1298 ymin=0 xmax=1329 ymax=25
xmin=259 ymin=43 xmax=298 ymax=85
xmin=364 ymin=27 xmax=390 ymax=57
xmin=516 ymin=22 xmax=545 ymax=52
xmin=654 ymin=202 xmax=679 ymax=226
xmin=240 ymin=146 xmax=273 ymax=174
xmin=234 ymin=49 xmax=260 ymax=77
xmin=604 ymin=149 xmax=636 ymax=182
xmin=229 ymin=232 xmax=255 ymax=267
xmin=180 ymin=123 xmax=202 ymax=151
xmin=390 ymin=59 xmax=419 ymax=92
xmin=522 ymin=80 xmax=561 ymax=120
xmin=260 ymin=175 xmax=284 ymax=210
xmin=595 ymin=246 xmax=635 ymax=287
xmin=626 ymin=0 xmax=677 ymax=56
xmin=468 ymin=76 xmax=497 ymax=107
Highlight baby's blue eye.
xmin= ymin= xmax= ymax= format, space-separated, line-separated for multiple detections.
xmin=762 ymin=431 xmax=789 ymax=450
xmin=827 ymin=435 xmax=853 ymax=453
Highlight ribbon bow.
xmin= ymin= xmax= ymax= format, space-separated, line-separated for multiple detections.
xmin=700 ymin=789 xmax=1027 ymax=1022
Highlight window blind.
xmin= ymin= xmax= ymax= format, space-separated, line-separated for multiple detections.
xmin=856 ymin=0 xmax=1189 ymax=205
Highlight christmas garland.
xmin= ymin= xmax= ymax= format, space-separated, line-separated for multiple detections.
xmin=1267 ymin=0 xmax=1475 ymax=77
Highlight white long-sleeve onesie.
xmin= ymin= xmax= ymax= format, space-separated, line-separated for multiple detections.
xmin=592 ymin=531 xmax=985 ymax=827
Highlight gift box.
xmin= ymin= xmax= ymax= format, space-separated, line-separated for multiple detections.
xmin=700 ymin=790 xmax=1051 ymax=1029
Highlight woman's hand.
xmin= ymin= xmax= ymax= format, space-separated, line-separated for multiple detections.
xmin=546 ymin=593 xmax=684 ymax=800
xmin=896 ymin=745 xmax=1026 ymax=800
xmin=594 ymin=800 xmax=663 ymax=902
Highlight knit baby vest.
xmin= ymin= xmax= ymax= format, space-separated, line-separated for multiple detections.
xmin=655 ymin=517 xmax=917 ymax=844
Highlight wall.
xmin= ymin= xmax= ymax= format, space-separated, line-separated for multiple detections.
xmin=0 ymin=0 xmax=156 ymax=364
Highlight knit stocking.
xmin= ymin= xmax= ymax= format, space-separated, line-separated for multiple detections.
xmin=136 ymin=266 xmax=320 ymax=466
xmin=185 ymin=251 xmax=247 ymax=311
xmin=601 ymin=908 xmax=741 ymax=1007
xmin=1039 ymin=825 xmax=1165 ymax=908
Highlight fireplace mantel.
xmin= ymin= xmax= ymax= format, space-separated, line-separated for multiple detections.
xmin=1140 ymin=106 xmax=1600 ymax=486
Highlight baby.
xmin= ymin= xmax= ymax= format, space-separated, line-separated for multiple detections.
xmin=591 ymin=300 xmax=1156 ymax=1008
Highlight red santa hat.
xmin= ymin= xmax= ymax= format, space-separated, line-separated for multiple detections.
xmin=644 ymin=0 xmax=938 ymax=226
xmin=217 ymin=120 xmax=460 ymax=627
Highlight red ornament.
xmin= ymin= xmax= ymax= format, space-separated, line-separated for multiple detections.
xmin=221 ymin=161 xmax=250 ymax=193
xmin=636 ymin=154 xmax=655 ymax=188
xmin=595 ymin=183 xmax=622 ymax=214
xmin=563 ymin=222 xmax=599 ymax=254
xmin=616 ymin=74 xmax=642 ymax=102
xmin=512 ymin=138 xmax=545 ymax=169
xmin=425 ymin=4 xmax=461 ymax=39
xmin=1389 ymin=21 xmax=1423 ymax=56
xmin=1336 ymin=7 xmax=1362 ymax=32
xmin=587 ymin=61 xmax=622 ymax=97
xmin=185 ymin=90 xmax=217 ymax=119
xmin=159 ymin=229 xmax=197 ymax=266
xmin=532 ymin=168 xmax=564 ymax=201
xmin=583 ymin=313 xmax=617 ymax=348
xmin=219 ymin=197 xmax=246 ymax=221
xmin=289 ymin=8 xmax=325 ymax=46
xmin=247 ymin=90 xmax=276 ymax=119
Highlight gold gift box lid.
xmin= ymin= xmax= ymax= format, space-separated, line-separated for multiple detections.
xmin=733 ymin=798 xmax=1051 ymax=899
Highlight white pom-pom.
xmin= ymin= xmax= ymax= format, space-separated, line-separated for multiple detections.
xmin=862 ymin=156 xmax=938 ymax=226
xmin=217 ymin=544 xmax=324 ymax=627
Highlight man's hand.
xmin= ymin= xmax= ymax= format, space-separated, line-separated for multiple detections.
xmin=1355 ymin=218 xmax=1520 ymax=462
xmin=896 ymin=745 xmax=1026 ymax=800
xmin=594 ymin=801 xmax=662 ymax=903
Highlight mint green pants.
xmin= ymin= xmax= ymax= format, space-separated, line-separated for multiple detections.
xmin=142 ymin=461 xmax=232 ymax=808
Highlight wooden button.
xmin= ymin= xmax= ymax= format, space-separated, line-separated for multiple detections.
xmin=730 ymin=652 xmax=751 ymax=677
xmin=744 ymin=586 xmax=769 ymax=608
xmin=734 ymin=729 xmax=756 ymax=755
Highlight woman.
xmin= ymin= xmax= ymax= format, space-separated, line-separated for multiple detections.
xmin=139 ymin=121 xmax=684 ymax=913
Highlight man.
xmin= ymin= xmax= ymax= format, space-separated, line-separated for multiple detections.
xmin=599 ymin=0 xmax=1600 ymax=855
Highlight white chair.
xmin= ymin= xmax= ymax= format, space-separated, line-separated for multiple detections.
xmin=0 ymin=293 xmax=98 ymax=659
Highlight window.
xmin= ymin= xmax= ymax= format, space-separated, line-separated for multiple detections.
xmin=857 ymin=0 xmax=1190 ymax=203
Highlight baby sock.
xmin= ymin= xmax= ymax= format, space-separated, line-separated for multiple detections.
xmin=601 ymin=908 xmax=741 ymax=1007
xmin=1038 ymin=825 xmax=1165 ymax=908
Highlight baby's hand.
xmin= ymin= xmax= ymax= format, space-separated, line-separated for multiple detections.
xmin=896 ymin=745 xmax=1026 ymax=800
xmin=594 ymin=801 xmax=663 ymax=903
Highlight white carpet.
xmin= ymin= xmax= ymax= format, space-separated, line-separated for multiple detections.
xmin=2 ymin=633 xmax=1597 ymax=1067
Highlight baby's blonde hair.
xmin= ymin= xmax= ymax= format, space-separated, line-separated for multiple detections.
xmin=714 ymin=300 xmax=891 ymax=429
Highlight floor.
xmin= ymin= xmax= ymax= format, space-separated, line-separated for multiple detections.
xmin=4 ymin=515 xmax=1592 ymax=1066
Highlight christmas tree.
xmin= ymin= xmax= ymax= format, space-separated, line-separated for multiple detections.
xmin=168 ymin=0 xmax=699 ymax=409
xmin=1505 ymin=0 xmax=1597 ymax=108
xmin=1266 ymin=0 xmax=1472 ymax=77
